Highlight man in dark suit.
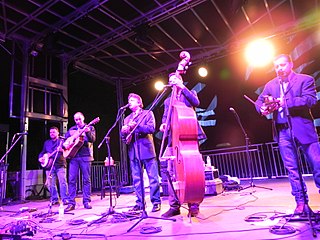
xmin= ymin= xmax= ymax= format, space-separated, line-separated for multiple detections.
xmin=159 ymin=73 xmax=206 ymax=218
xmin=255 ymin=54 xmax=320 ymax=215
xmin=121 ymin=93 xmax=161 ymax=212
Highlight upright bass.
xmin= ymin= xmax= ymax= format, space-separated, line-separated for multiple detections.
xmin=161 ymin=51 xmax=205 ymax=205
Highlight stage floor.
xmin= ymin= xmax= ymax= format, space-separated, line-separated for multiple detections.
xmin=0 ymin=177 xmax=320 ymax=240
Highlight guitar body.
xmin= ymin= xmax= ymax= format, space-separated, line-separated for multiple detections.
xmin=62 ymin=117 xmax=100 ymax=159
xmin=171 ymin=102 xmax=205 ymax=204
xmin=63 ymin=136 xmax=84 ymax=159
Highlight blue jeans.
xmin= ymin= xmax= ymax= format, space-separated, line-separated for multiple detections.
xmin=68 ymin=157 xmax=92 ymax=205
xmin=278 ymin=128 xmax=320 ymax=203
xmin=46 ymin=167 xmax=68 ymax=203
xmin=130 ymin=157 xmax=161 ymax=207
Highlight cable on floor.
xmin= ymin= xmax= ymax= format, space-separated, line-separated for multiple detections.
xmin=269 ymin=225 xmax=297 ymax=235
xmin=140 ymin=226 xmax=162 ymax=234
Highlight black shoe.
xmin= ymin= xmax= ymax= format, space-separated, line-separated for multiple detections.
xmin=64 ymin=204 xmax=75 ymax=213
xmin=84 ymin=203 xmax=92 ymax=209
xmin=51 ymin=201 xmax=59 ymax=206
xmin=152 ymin=204 xmax=161 ymax=212
xmin=161 ymin=208 xmax=180 ymax=218
xmin=130 ymin=205 xmax=143 ymax=211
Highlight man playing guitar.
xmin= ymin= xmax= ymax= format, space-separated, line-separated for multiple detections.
xmin=64 ymin=112 xmax=96 ymax=212
xmin=120 ymin=93 xmax=161 ymax=213
xmin=38 ymin=126 xmax=69 ymax=206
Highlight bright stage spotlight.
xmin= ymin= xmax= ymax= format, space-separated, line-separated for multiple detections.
xmin=154 ymin=81 xmax=166 ymax=91
xmin=245 ymin=39 xmax=275 ymax=67
xmin=198 ymin=67 xmax=208 ymax=77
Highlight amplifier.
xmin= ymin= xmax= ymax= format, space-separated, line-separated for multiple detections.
xmin=205 ymin=169 xmax=219 ymax=180
xmin=205 ymin=179 xmax=223 ymax=196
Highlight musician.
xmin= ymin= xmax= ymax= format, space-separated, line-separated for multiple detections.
xmin=120 ymin=93 xmax=161 ymax=212
xmin=38 ymin=126 xmax=69 ymax=205
xmin=64 ymin=112 xmax=96 ymax=212
xmin=159 ymin=73 xmax=206 ymax=218
xmin=255 ymin=54 xmax=320 ymax=215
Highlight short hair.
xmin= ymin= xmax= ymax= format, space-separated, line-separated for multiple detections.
xmin=74 ymin=112 xmax=84 ymax=119
xmin=128 ymin=93 xmax=143 ymax=108
xmin=274 ymin=54 xmax=292 ymax=63
xmin=50 ymin=126 xmax=59 ymax=132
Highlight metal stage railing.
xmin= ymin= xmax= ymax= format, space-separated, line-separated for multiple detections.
xmin=82 ymin=142 xmax=313 ymax=191
xmin=201 ymin=142 xmax=312 ymax=180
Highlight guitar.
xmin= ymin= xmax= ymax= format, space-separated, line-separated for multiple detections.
xmin=39 ymin=150 xmax=58 ymax=170
xmin=63 ymin=117 xmax=100 ymax=159
xmin=124 ymin=112 xmax=141 ymax=145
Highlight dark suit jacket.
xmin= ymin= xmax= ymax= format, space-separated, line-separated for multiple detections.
xmin=122 ymin=109 xmax=156 ymax=161
xmin=162 ymin=87 xmax=206 ymax=141
xmin=255 ymin=72 xmax=318 ymax=144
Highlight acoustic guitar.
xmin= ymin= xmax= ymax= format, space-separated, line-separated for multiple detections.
xmin=63 ymin=117 xmax=100 ymax=159
xmin=39 ymin=150 xmax=58 ymax=170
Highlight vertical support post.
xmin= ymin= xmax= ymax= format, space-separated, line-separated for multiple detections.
xmin=19 ymin=43 xmax=29 ymax=201
xmin=61 ymin=57 xmax=69 ymax=134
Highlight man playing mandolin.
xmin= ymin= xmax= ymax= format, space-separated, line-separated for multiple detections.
xmin=64 ymin=112 xmax=96 ymax=212
xmin=120 ymin=93 xmax=161 ymax=213
xmin=255 ymin=54 xmax=320 ymax=215
xmin=38 ymin=126 xmax=69 ymax=206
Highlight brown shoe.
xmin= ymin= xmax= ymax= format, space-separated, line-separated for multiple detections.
xmin=64 ymin=204 xmax=75 ymax=213
xmin=152 ymin=204 xmax=161 ymax=212
xmin=84 ymin=202 xmax=92 ymax=209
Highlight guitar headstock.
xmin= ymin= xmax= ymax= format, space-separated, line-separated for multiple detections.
xmin=89 ymin=117 xmax=100 ymax=126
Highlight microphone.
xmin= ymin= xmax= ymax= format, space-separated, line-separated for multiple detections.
xmin=229 ymin=107 xmax=247 ymax=137
xmin=120 ymin=104 xmax=130 ymax=109
xmin=16 ymin=132 xmax=28 ymax=136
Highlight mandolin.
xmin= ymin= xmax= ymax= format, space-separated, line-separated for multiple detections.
xmin=63 ymin=117 xmax=100 ymax=159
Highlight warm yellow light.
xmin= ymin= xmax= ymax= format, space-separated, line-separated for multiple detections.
xmin=245 ymin=39 xmax=275 ymax=67
xmin=198 ymin=67 xmax=208 ymax=77
xmin=154 ymin=81 xmax=165 ymax=91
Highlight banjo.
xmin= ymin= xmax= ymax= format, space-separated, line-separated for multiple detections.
xmin=39 ymin=149 xmax=58 ymax=170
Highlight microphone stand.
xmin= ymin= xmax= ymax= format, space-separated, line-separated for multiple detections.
xmin=88 ymin=107 xmax=127 ymax=226
xmin=279 ymin=78 xmax=316 ymax=236
xmin=230 ymin=108 xmax=272 ymax=192
xmin=43 ymin=139 xmax=64 ymax=219
xmin=0 ymin=134 xmax=25 ymax=208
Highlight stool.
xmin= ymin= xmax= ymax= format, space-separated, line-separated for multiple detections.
xmin=101 ymin=165 xmax=120 ymax=199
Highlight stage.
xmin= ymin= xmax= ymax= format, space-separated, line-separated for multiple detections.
xmin=0 ymin=177 xmax=319 ymax=240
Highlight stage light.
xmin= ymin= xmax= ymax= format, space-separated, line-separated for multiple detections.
xmin=198 ymin=67 xmax=208 ymax=77
xmin=154 ymin=81 xmax=165 ymax=91
xmin=245 ymin=39 xmax=275 ymax=67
